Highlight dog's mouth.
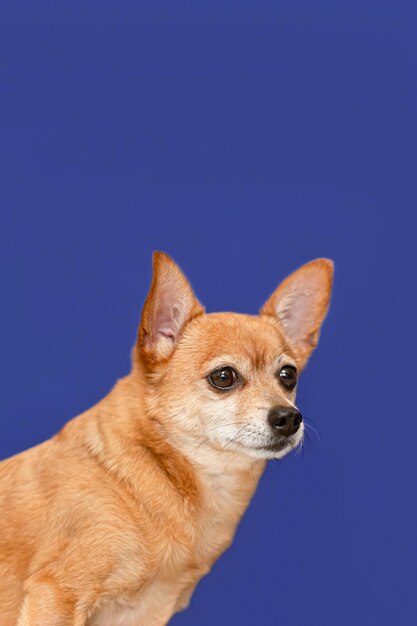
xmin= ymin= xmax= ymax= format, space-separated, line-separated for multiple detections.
xmin=253 ymin=439 xmax=291 ymax=452
xmin=211 ymin=428 xmax=304 ymax=460
xmin=249 ymin=433 xmax=301 ymax=455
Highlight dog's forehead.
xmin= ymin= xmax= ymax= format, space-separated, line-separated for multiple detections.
xmin=181 ymin=312 xmax=290 ymax=367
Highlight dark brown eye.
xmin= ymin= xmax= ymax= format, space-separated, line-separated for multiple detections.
xmin=278 ymin=365 xmax=297 ymax=391
xmin=208 ymin=367 xmax=237 ymax=390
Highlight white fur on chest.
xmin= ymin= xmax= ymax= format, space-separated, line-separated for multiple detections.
xmin=193 ymin=454 xmax=264 ymax=565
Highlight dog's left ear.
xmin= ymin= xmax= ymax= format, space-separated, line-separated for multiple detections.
xmin=260 ymin=259 xmax=334 ymax=369
xmin=138 ymin=252 xmax=204 ymax=364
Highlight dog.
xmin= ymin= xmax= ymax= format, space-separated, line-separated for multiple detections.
xmin=0 ymin=252 xmax=333 ymax=625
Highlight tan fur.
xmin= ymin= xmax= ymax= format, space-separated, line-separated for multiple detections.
xmin=0 ymin=252 xmax=333 ymax=625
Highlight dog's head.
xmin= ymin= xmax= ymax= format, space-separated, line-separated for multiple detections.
xmin=136 ymin=252 xmax=333 ymax=460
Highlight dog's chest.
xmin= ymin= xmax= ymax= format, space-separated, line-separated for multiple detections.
xmin=89 ymin=462 xmax=263 ymax=626
xmin=196 ymin=466 xmax=256 ymax=554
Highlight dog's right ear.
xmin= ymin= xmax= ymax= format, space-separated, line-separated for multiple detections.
xmin=138 ymin=252 xmax=204 ymax=364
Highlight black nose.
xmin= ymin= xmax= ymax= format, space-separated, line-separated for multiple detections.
xmin=268 ymin=406 xmax=303 ymax=437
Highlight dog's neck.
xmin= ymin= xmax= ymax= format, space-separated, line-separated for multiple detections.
xmin=68 ymin=369 xmax=266 ymax=587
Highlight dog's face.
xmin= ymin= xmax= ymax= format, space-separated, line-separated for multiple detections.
xmin=152 ymin=313 xmax=303 ymax=460
xmin=137 ymin=253 xmax=333 ymax=461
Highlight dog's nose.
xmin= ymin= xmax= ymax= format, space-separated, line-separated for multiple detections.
xmin=268 ymin=406 xmax=303 ymax=437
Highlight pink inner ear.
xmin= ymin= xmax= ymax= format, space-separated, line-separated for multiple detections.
xmin=152 ymin=293 xmax=184 ymax=343
xmin=280 ymin=292 xmax=314 ymax=346
xmin=283 ymin=292 xmax=309 ymax=328
xmin=277 ymin=280 xmax=324 ymax=349
xmin=157 ymin=327 xmax=176 ymax=342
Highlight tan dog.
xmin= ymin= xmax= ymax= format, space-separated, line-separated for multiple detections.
xmin=0 ymin=252 xmax=333 ymax=626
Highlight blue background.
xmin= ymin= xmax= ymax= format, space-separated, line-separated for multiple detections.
xmin=1 ymin=1 xmax=416 ymax=624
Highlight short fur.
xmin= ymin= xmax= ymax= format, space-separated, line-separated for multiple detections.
xmin=0 ymin=252 xmax=333 ymax=626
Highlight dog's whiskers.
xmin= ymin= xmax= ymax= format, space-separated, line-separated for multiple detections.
xmin=304 ymin=421 xmax=321 ymax=445
xmin=191 ymin=437 xmax=211 ymax=456
xmin=219 ymin=423 xmax=249 ymax=453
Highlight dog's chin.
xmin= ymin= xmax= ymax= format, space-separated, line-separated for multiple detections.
xmin=209 ymin=427 xmax=304 ymax=461
xmin=242 ymin=432 xmax=304 ymax=460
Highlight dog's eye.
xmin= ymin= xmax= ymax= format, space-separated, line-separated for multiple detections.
xmin=278 ymin=365 xmax=297 ymax=391
xmin=208 ymin=367 xmax=237 ymax=390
